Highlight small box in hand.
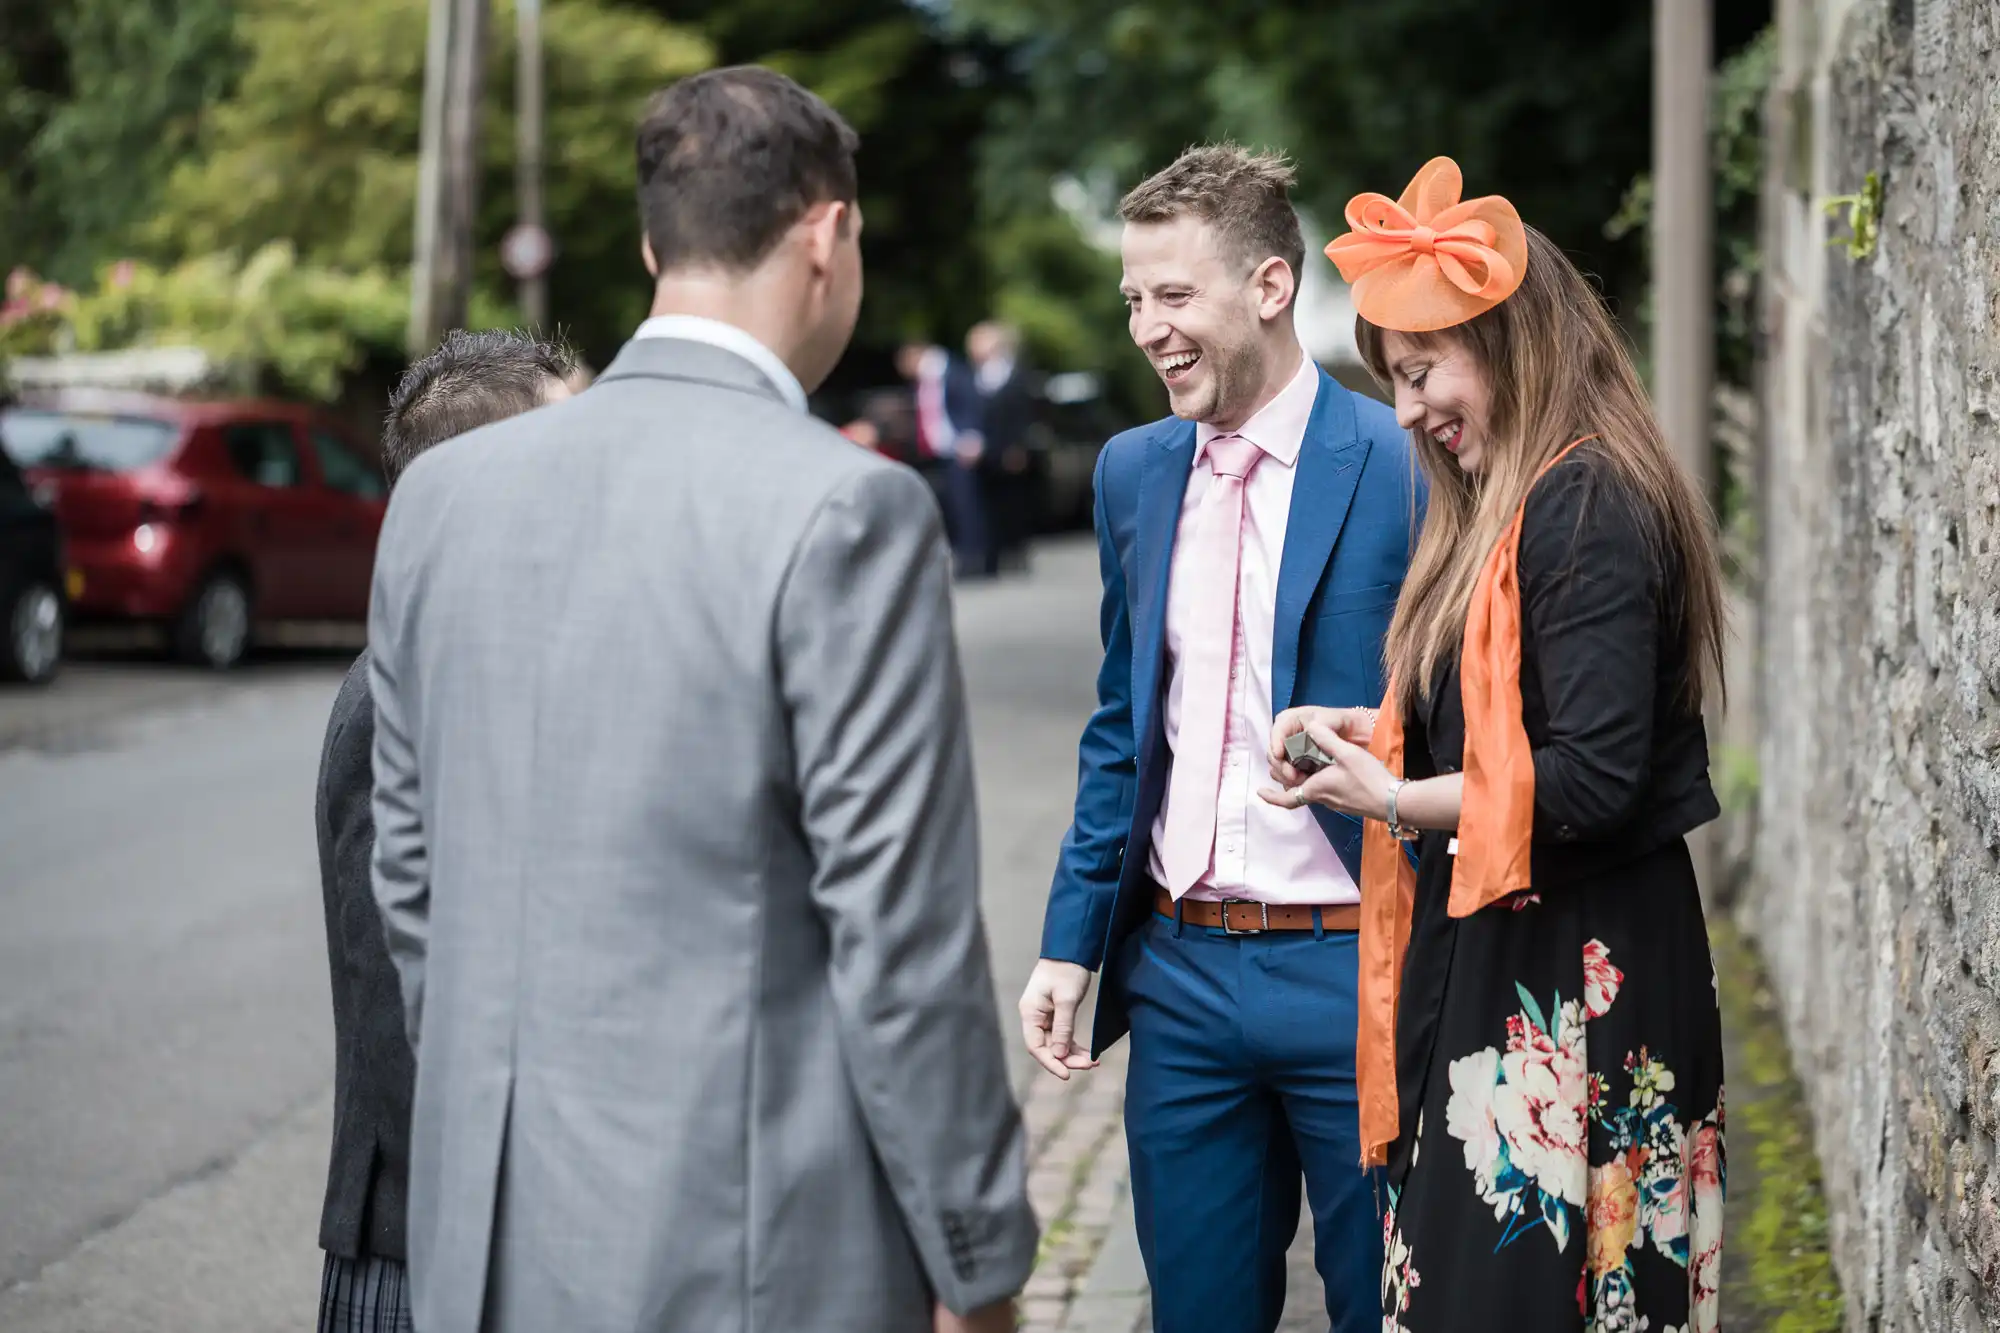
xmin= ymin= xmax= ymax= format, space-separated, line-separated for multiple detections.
xmin=1285 ymin=729 xmax=1334 ymax=775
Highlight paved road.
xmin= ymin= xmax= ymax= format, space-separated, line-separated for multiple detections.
xmin=0 ymin=538 xmax=1104 ymax=1331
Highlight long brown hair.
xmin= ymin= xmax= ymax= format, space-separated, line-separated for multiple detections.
xmin=1357 ymin=226 xmax=1725 ymax=715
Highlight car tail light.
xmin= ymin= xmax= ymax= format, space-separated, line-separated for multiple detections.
xmin=137 ymin=487 xmax=205 ymax=524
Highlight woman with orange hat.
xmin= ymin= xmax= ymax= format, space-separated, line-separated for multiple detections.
xmin=1260 ymin=159 xmax=1726 ymax=1331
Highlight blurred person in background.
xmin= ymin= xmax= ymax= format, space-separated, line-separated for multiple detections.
xmin=897 ymin=337 xmax=993 ymax=579
xmin=837 ymin=414 xmax=884 ymax=452
xmin=1018 ymin=144 xmax=1420 ymax=1333
xmin=315 ymin=329 xmax=576 ymax=1333
xmin=1272 ymin=157 xmax=1726 ymax=1333
xmin=966 ymin=320 xmax=1041 ymax=574
xmin=840 ymin=385 xmax=920 ymax=462
xmin=368 ymin=66 xmax=1033 ymax=1333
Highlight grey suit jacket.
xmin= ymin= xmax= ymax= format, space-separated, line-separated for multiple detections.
xmin=369 ymin=336 xmax=1037 ymax=1333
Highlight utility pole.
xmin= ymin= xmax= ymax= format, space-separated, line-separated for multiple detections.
xmin=408 ymin=0 xmax=488 ymax=355
xmin=1652 ymin=0 xmax=1714 ymax=501
xmin=512 ymin=0 xmax=549 ymax=329
xmin=1652 ymin=0 xmax=1718 ymax=894
xmin=407 ymin=0 xmax=453 ymax=355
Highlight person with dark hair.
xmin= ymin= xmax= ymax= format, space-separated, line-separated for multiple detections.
xmin=367 ymin=66 xmax=1034 ymax=1333
xmin=379 ymin=329 xmax=577 ymax=484
xmin=314 ymin=329 xmax=573 ymax=1333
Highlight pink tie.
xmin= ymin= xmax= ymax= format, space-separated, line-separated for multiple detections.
xmin=917 ymin=371 xmax=949 ymax=457
xmin=1159 ymin=433 xmax=1265 ymax=896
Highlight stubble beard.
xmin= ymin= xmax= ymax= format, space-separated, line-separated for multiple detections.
xmin=1183 ymin=333 xmax=1261 ymax=429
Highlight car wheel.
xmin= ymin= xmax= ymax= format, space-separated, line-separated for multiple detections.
xmin=1 ymin=580 xmax=63 ymax=685
xmin=174 ymin=571 xmax=252 ymax=670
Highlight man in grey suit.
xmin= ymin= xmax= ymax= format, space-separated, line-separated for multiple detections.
xmin=314 ymin=330 xmax=575 ymax=1333
xmin=368 ymin=66 xmax=1036 ymax=1333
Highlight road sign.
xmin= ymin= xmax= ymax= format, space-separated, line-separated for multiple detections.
xmin=500 ymin=223 xmax=554 ymax=280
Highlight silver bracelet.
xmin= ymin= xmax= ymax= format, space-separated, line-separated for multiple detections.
xmin=1384 ymin=778 xmax=1417 ymax=842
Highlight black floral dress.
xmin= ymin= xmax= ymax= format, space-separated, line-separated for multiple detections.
xmin=1379 ymin=456 xmax=1726 ymax=1333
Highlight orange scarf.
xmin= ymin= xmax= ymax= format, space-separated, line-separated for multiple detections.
xmin=1355 ymin=436 xmax=1596 ymax=1167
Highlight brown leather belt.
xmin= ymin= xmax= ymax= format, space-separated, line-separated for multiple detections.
xmin=1153 ymin=885 xmax=1360 ymax=934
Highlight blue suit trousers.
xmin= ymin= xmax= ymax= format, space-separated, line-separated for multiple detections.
xmin=1116 ymin=910 xmax=1383 ymax=1333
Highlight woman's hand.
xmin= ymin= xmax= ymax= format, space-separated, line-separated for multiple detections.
xmin=1259 ymin=716 xmax=1394 ymax=822
xmin=1267 ymin=706 xmax=1378 ymax=787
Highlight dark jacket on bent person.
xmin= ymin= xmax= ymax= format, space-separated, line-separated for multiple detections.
xmin=1413 ymin=448 xmax=1720 ymax=870
xmin=976 ymin=361 xmax=1044 ymax=554
xmin=315 ymin=649 xmax=414 ymax=1261
xmin=975 ymin=362 xmax=1038 ymax=465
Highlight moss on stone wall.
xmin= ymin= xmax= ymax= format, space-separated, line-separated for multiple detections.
xmin=1711 ymin=914 xmax=1843 ymax=1331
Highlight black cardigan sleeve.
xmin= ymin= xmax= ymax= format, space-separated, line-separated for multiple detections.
xmin=1518 ymin=458 xmax=1661 ymax=842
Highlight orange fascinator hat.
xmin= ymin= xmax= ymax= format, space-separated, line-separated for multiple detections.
xmin=1325 ymin=156 xmax=1527 ymax=333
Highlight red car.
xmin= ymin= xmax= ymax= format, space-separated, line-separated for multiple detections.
xmin=0 ymin=390 xmax=387 ymax=669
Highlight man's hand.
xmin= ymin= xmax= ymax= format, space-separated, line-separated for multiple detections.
xmin=1267 ymin=706 xmax=1378 ymax=786
xmin=936 ymin=1299 xmax=1016 ymax=1332
xmin=1018 ymin=958 xmax=1098 ymax=1080
xmin=955 ymin=433 xmax=986 ymax=466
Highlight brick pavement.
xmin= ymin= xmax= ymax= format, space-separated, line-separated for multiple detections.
xmin=1017 ymin=1044 xmax=1330 ymax=1333
xmin=1015 ymin=1043 xmax=1133 ymax=1332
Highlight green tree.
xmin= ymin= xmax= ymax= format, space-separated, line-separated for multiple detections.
xmin=628 ymin=0 xmax=1011 ymax=390
xmin=956 ymin=0 xmax=1774 ymax=321
xmin=23 ymin=0 xmax=242 ymax=285
xmin=66 ymin=246 xmax=408 ymax=399
xmin=0 ymin=0 xmax=72 ymax=276
xmin=145 ymin=0 xmax=712 ymax=365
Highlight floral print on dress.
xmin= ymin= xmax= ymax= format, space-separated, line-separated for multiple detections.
xmin=1380 ymin=1189 xmax=1422 ymax=1333
xmin=1685 ymin=1096 xmax=1725 ymax=1333
xmin=1441 ymin=941 xmax=1725 ymax=1333
xmin=1585 ymin=1049 xmax=1724 ymax=1332
xmin=1582 ymin=940 xmax=1624 ymax=1021
xmin=1445 ymin=984 xmax=1590 ymax=1252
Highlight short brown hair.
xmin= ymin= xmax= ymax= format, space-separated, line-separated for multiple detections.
xmin=637 ymin=66 xmax=859 ymax=274
xmin=382 ymin=329 xmax=576 ymax=485
xmin=1118 ymin=144 xmax=1305 ymax=279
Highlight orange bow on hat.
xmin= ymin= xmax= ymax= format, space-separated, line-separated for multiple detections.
xmin=1325 ymin=157 xmax=1527 ymax=332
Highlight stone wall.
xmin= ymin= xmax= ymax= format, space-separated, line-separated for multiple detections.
xmin=1752 ymin=0 xmax=2000 ymax=1327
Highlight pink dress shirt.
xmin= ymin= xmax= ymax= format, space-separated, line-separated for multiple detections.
xmin=1146 ymin=351 xmax=1361 ymax=906
xmin=914 ymin=347 xmax=955 ymax=458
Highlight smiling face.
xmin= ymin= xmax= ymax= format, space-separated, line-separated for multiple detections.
xmin=1380 ymin=330 xmax=1497 ymax=475
xmin=1120 ymin=216 xmax=1289 ymax=430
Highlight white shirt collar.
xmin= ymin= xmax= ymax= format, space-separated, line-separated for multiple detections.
xmin=1194 ymin=347 xmax=1320 ymax=468
xmin=632 ymin=315 xmax=808 ymax=414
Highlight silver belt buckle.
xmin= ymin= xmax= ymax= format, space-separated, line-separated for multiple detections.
xmin=1218 ymin=897 xmax=1268 ymax=935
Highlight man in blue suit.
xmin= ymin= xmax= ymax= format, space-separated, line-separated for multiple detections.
xmin=897 ymin=339 xmax=993 ymax=577
xmin=1018 ymin=146 xmax=1418 ymax=1332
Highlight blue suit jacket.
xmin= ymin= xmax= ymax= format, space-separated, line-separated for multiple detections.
xmin=1041 ymin=367 xmax=1422 ymax=1054
xmin=940 ymin=353 xmax=984 ymax=442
